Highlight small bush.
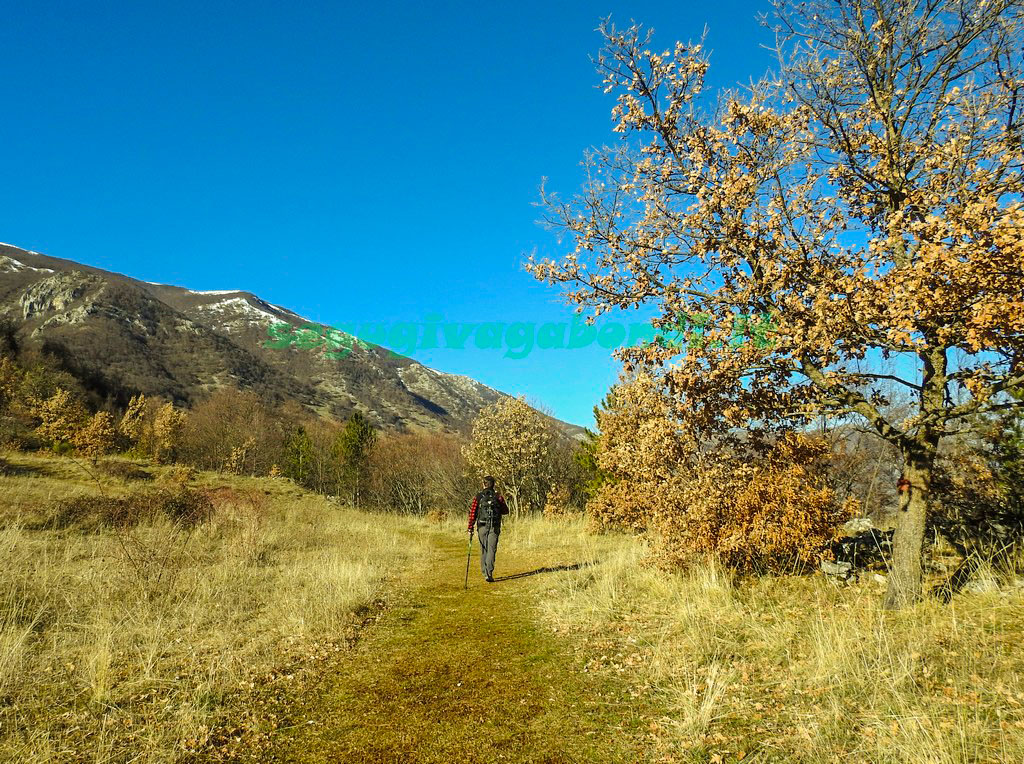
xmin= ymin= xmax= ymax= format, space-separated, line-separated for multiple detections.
xmin=152 ymin=487 xmax=215 ymax=526
xmin=586 ymin=480 xmax=653 ymax=533
xmin=208 ymin=488 xmax=272 ymax=566
xmin=543 ymin=485 xmax=577 ymax=518
xmin=96 ymin=459 xmax=153 ymax=482
xmin=652 ymin=435 xmax=856 ymax=573
xmin=157 ymin=464 xmax=197 ymax=487
xmin=931 ymin=434 xmax=1024 ymax=567
xmin=588 ymin=372 xmax=854 ymax=574
xmin=47 ymin=488 xmax=213 ymax=532
xmin=47 ymin=495 xmax=131 ymax=530
xmin=424 ymin=508 xmax=448 ymax=524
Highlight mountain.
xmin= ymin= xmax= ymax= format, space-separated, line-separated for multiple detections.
xmin=0 ymin=242 xmax=585 ymax=437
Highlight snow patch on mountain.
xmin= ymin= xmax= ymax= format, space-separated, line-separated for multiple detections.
xmin=268 ymin=302 xmax=307 ymax=321
xmin=397 ymin=363 xmax=500 ymax=408
xmin=195 ymin=296 xmax=278 ymax=325
xmin=0 ymin=255 xmax=54 ymax=274
xmin=0 ymin=243 xmax=41 ymax=255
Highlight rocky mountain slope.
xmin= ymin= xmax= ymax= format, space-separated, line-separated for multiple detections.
xmin=0 ymin=242 xmax=583 ymax=436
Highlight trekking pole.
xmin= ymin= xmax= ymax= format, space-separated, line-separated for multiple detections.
xmin=464 ymin=527 xmax=474 ymax=589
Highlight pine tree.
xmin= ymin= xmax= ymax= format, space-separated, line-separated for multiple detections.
xmin=283 ymin=427 xmax=315 ymax=487
xmin=334 ymin=412 xmax=376 ymax=506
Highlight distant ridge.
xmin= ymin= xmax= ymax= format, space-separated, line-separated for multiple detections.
xmin=0 ymin=242 xmax=585 ymax=437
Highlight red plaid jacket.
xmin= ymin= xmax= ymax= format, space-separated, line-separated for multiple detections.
xmin=468 ymin=491 xmax=509 ymax=531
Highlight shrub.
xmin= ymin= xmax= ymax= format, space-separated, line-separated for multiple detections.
xmin=73 ymin=411 xmax=116 ymax=463
xmin=204 ymin=487 xmax=272 ymax=565
xmin=929 ymin=411 xmax=1024 ymax=597
xmin=587 ymin=480 xmax=653 ymax=533
xmin=588 ymin=374 xmax=855 ymax=573
xmin=368 ymin=431 xmax=472 ymax=515
xmin=96 ymin=459 xmax=153 ymax=482
xmin=151 ymin=487 xmax=214 ymax=526
xmin=652 ymin=435 xmax=856 ymax=573
xmin=30 ymin=388 xmax=88 ymax=448
xmin=424 ymin=508 xmax=448 ymax=524
xmin=157 ymin=464 xmax=197 ymax=487
xmin=178 ymin=389 xmax=298 ymax=476
xmin=932 ymin=415 xmax=1024 ymax=561
xmin=47 ymin=495 xmax=134 ymax=531
xmin=543 ymin=484 xmax=577 ymax=518
xmin=587 ymin=372 xmax=695 ymax=534
xmin=47 ymin=488 xmax=213 ymax=532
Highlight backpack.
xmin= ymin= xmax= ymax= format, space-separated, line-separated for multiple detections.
xmin=476 ymin=488 xmax=503 ymax=525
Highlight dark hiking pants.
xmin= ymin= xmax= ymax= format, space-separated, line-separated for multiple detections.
xmin=477 ymin=521 xmax=500 ymax=579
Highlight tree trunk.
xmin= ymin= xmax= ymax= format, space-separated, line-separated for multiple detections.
xmin=883 ymin=443 xmax=937 ymax=610
xmin=508 ymin=487 xmax=522 ymax=519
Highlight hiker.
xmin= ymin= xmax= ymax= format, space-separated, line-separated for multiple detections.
xmin=468 ymin=475 xmax=509 ymax=582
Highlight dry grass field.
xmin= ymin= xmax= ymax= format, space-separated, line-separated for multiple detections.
xmin=2 ymin=453 xmax=1022 ymax=763
xmin=0 ymin=451 xmax=432 ymax=762
xmin=513 ymin=516 xmax=1024 ymax=763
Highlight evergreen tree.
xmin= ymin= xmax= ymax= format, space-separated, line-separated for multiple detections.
xmin=283 ymin=427 xmax=315 ymax=487
xmin=572 ymin=429 xmax=606 ymax=501
xmin=334 ymin=412 xmax=376 ymax=506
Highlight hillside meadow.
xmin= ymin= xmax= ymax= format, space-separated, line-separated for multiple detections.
xmin=509 ymin=517 xmax=1024 ymax=763
xmin=0 ymin=451 xmax=433 ymax=761
xmin=0 ymin=451 xmax=1021 ymax=763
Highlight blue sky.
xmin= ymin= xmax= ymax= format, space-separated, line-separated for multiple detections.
xmin=0 ymin=0 xmax=776 ymax=427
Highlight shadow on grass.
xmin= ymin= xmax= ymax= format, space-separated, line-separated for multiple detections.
xmin=493 ymin=560 xmax=599 ymax=583
xmin=0 ymin=458 xmax=49 ymax=477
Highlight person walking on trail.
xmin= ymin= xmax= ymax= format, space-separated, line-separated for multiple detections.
xmin=468 ymin=475 xmax=509 ymax=583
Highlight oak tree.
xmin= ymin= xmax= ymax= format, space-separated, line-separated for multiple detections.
xmin=74 ymin=411 xmax=117 ymax=464
xmin=464 ymin=396 xmax=557 ymax=517
xmin=529 ymin=1 xmax=1024 ymax=607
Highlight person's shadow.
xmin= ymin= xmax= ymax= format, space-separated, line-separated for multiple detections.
xmin=492 ymin=561 xmax=598 ymax=582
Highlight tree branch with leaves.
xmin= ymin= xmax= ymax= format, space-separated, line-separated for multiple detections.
xmin=529 ymin=1 xmax=1024 ymax=608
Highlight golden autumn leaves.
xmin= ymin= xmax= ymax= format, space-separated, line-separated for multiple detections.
xmin=588 ymin=372 xmax=853 ymax=572
xmin=527 ymin=2 xmax=1024 ymax=604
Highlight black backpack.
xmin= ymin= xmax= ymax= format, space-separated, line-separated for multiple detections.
xmin=477 ymin=488 xmax=503 ymax=524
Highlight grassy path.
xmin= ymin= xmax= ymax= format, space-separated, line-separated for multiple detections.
xmin=264 ymin=526 xmax=655 ymax=763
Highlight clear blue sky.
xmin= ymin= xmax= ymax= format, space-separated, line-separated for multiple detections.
xmin=0 ymin=0 xmax=775 ymax=428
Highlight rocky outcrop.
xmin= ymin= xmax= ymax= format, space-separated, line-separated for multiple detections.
xmin=821 ymin=518 xmax=894 ymax=582
xmin=19 ymin=272 xmax=100 ymax=321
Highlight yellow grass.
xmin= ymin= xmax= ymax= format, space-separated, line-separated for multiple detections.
xmin=4 ymin=456 xmax=1022 ymax=763
xmin=0 ymin=451 xmax=431 ymax=762
xmin=507 ymin=513 xmax=1024 ymax=764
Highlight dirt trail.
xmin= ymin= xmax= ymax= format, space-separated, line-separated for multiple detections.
xmin=265 ymin=529 xmax=654 ymax=763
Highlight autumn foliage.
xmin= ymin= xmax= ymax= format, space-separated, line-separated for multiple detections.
xmin=653 ymin=435 xmax=855 ymax=573
xmin=73 ymin=411 xmax=117 ymax=463
xmin=528 ymin=1 xmax=1024 ymax=606
xmin=368 ymin=431 xmax=475 ymax=515
xmin=590 ymin=374 xmax=854 ymax=573
xmin=463 ymin=396 xmax=559 ymax=517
